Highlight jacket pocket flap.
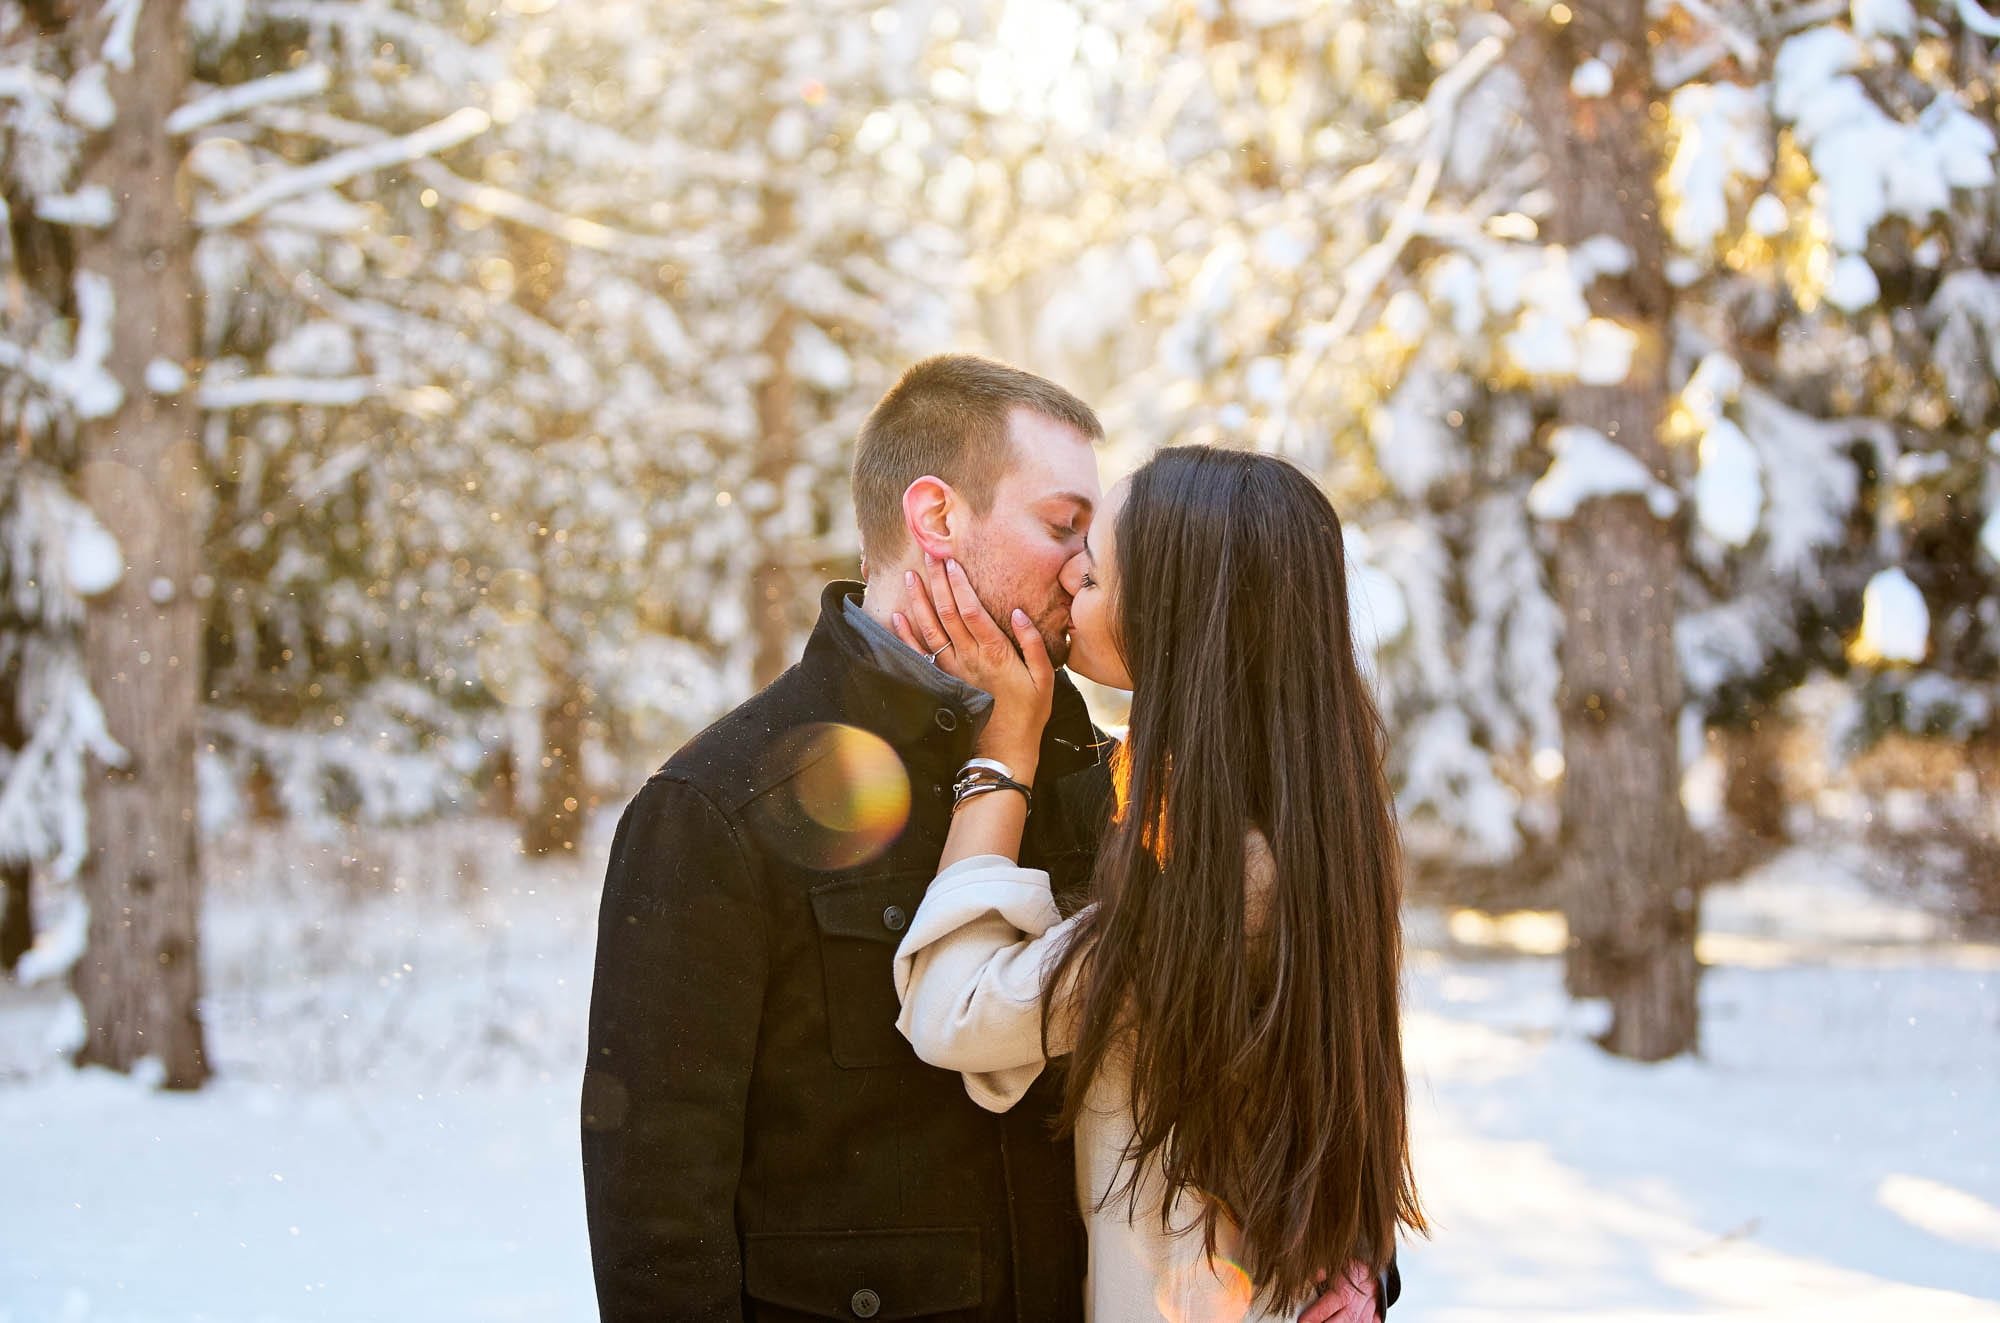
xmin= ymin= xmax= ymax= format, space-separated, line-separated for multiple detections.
xmin=743 ymin=1227 xmax=982 ymax=1319
xmin=809 ymin=872 xmax=930 ymax=944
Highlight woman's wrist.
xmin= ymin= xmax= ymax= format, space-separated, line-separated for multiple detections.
xmin=939 ymin=771 xmax=1029 ymax=870
xmin=972 ymin=743 xmax=1039 ymax=784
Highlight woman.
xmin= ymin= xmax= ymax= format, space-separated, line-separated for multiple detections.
xmin=888 ymin=446 xmax=1424 ymax=1322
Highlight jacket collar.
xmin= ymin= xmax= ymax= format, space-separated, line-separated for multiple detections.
xmin=801 ymin=581 xmax=1106 ymax=784
xmin=838 ymin=591 xmax=995 ymax=730
xmin=801 ymin=581 xmax=988 ymax=771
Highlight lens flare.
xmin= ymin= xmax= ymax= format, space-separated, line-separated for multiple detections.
xmin=754 ymin=723 xmax=911 ymax=870
xmin=476 ymin=631 xmax=545 ymax=708
xmin=1154 ymin=1254 xmax=1254 ymax=1323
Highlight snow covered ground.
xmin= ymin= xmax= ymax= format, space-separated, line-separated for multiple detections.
xmin=1 ymin=824 xmax=1995 ymax=1322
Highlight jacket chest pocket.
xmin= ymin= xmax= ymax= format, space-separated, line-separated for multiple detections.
xmin=809 ymin=871 xmax=931 ymax=1069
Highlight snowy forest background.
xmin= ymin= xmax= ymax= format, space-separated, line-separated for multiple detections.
xmin=1 ymin=0 xmax=1997 ymax=1318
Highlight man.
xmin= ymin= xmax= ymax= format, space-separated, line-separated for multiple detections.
xmin=582 ymin=355 xmax=1395 ymax=1320
xmin=584 ymin=355 xmax=1109 ymax=1321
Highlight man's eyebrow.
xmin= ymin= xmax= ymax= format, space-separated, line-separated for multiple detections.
xmin=1040 ymin=492 xmax=1095 ymax=516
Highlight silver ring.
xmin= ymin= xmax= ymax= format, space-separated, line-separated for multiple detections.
xmin=927 ymin=642 xmax=950 ymax=665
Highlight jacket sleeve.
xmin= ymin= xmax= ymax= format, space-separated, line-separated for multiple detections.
xmin=582 ymin=777 xmax=767 ymax=1322
xmin=892 ymin=854 xmax=1092 ymax=1112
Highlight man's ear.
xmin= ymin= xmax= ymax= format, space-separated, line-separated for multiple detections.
xmin=901 ymin=476 xmax=958 ymax=562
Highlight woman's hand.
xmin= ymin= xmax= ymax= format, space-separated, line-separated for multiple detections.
xmin=1297 ymin=1262 xmax=1381 ymax=1323
xmin=891 ymin=556 xmax=1053 ymax=779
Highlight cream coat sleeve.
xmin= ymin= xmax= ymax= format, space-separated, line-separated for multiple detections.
xmin=892 ymin=853 xmax=1093 ymax=1113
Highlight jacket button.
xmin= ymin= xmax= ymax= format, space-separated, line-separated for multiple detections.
xmin=850 ymin=1287 xmax=881 ymax=1318
xmin=882 ymin=904 xmax=907 ymax=932
xmin=933 ymin=708 xmax=958 ymax=731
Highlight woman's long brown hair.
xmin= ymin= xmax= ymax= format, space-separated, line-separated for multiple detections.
xmin=1047 ymin=445 xmax=1425 ymax=1311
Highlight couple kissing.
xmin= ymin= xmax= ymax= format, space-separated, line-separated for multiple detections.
xmin=583 ymin=354 xmax=1422 ymax=1322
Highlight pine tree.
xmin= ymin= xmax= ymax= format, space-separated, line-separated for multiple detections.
xmin=1029 ymin=0 xmax=2000 ymax=1058
xmin=65 ymin=0 xmax=211 ymax=1086
xmin=1509 ymin=0 xmax=1699 ymax=1057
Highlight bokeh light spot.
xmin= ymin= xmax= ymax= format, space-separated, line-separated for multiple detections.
xmin=487 ymin=568 xmax=544 ymax=626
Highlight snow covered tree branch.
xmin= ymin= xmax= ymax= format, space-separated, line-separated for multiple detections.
xmin=196 ymin=106 xmax=491 ymax=229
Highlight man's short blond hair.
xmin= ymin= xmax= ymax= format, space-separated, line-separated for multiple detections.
xmin=852 ymin=355 xmax=1102 ymax=563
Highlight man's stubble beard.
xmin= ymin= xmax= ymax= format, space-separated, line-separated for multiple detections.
xmin=990 ymin=588 xmax=1073 ymax=669
xmin=956 ymin=547 xmax=1072 ymax=669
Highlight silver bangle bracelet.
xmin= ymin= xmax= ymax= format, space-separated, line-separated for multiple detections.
xmin=958 ymin=756 xmax=1018 ymax=783
xmin=950 ymin=780 xmax=1029 ymax=811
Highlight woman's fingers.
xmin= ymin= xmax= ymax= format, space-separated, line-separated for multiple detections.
xmin=1295 ymin=1263 xmax=1374 ymax=1323
xmin=903 ymin=559 xmax=1046 ymax=706
xmin=902 ymin=569 xmax=949 ymax=655
xmin=943 ymin=558 xmax=1007 ymax=648
xmin=924 ymin=554 xmax=976 ymax=654
xmin=1009 ymin=607 xmax=1053 ymax=694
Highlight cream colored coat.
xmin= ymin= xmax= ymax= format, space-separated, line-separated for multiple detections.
xmin=893 ymin=853 xmax=1288 ymax=1323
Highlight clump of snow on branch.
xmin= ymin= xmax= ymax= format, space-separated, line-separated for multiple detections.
xmin=1667 ymin=82 xmax=1770 ymax=252
xmin=1499 ymin=247 xmax=1636 ymax=384
xmin=0 ymin=473 xmax=127 ymax=877
xmin=1851 ymin=0 xmax=1918 ymax=42
xmin=1857 ymin=568 xmax=1929 ymax=664
xmin=0 ymin=272 xmax=125 ymax=422
xmin=1928 ymin=272 xmax=2000 ymax=420
xmin=1343 ymin=526 xmax=1410 ymax=658
xmin=1733 ymin=386 xmax=1865 ymax=579
xmin=144 ymin=358 xmax=188 ymax=395
xmin=1747 ymin=193 xmax=1789 ymax=236
xmin=1571 ymin=59 xmax=1613 ymax=99
xmin=1771 ymin=24 xmax=1996 ymax=255
xmin=1528 ymin=426 xmax=1681 ymax=522
xmin=10 ymin=887 xmax=88 ymax=985
xmin=1461 ymin=494 xmax=1562 ymax=762
xmin=1368 ymin=361 xmax=1469 ymax=500
xmin=61 ymin=65 xmax=116 ymax=131
xmin=1695 ymin=418 xmax=1764 ymax=548
xmin=35 ymin=185 xmax=114 ymax=228
xmin=1398 ymin=707 xmax=1524 ymax=863
xmin=1824 ymin=253 xmax=1881 ymax=312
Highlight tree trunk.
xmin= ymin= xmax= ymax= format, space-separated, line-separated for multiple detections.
xmin=1 ymin=644 xmax=33 ymax=974
xmin=750 ymin=184 xmax=806 ymax=690
xmin=1 ymin=861 xmax=31 ymax=974
xmin=1718 ymin=717 xmax=1788 ymax=844
xmin=67 ymin=0 xmax=211 ymax=1087
xmin=1517 ymin=0 xmax=1700 ymax=1060
xmin=521 ymin=678 xmax=587 ymax=857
